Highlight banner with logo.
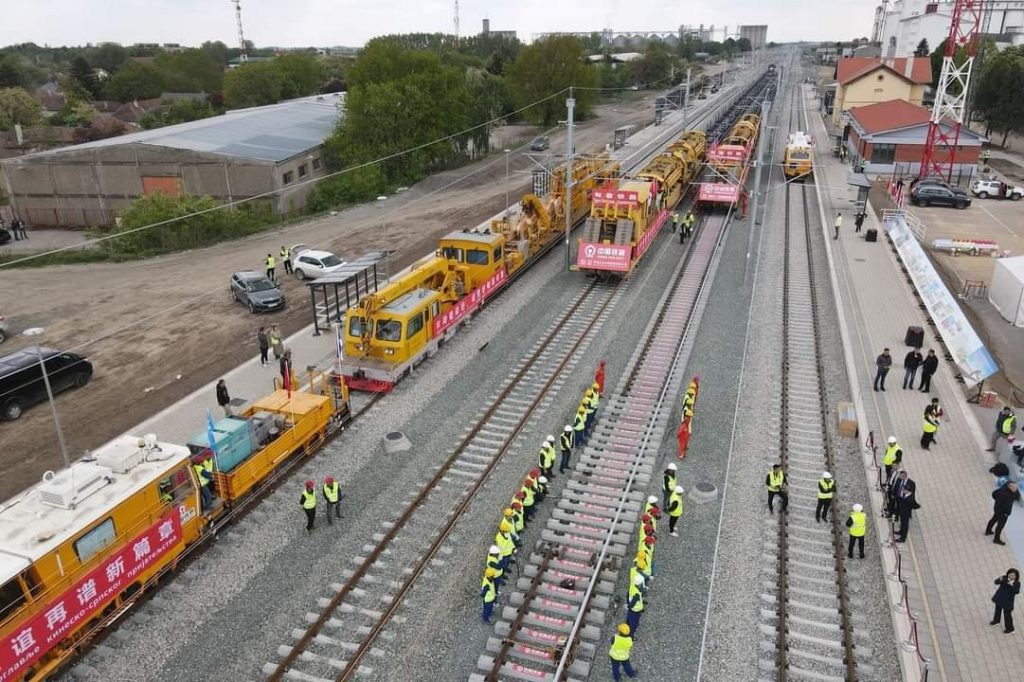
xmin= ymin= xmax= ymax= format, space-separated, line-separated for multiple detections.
xmin=431 ymin=267 xmax=508 ymax=337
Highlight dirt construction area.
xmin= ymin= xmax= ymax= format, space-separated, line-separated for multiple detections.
xmin=0 ymin=94 xmax=665 ymax=501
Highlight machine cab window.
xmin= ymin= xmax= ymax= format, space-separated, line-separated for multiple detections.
xmin=442 ymin=246 xmax=464 ymax=262
xmin=0 ymin=577 xmax=28 ymax=623
xmin=466 ymin=249 xmax=489 ymax=265
xmin=73 ymin=518 xmax=116 ymax=563
xmin=348 ymin=316 xmax=367 ymax=337
xmin=375 ymin=319 xmax=402 ymax=342
xmin=157 ymin=466 xmax=193 ymax=505
xmin=407 ymin=312 xmax=425 ymax=339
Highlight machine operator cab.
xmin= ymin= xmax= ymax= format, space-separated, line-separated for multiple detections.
xmin=438 ymin=230 xmax=507 ymax=285
xmin=368 ymin=288 xmax=443 ymax=364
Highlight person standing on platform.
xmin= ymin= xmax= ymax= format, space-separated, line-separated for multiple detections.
xmin=991 ymin=568 xmax=1020 ymax=634
xmin=663 ymin=463 xmax=678 ymax=509
xmin=539 ymin=436 xmax=556 ymax=479
xmin=921 ymin=398 xmax=942 ymax=450
xmin=854 ymin=212 xmax=866 ymax=232
xmin=918 ymin=349 xmax=939 ymax=392
xmin=481 ymin=568 xmax=498 ymax=623
xmin=890 ymin=471 xmax=919 ymax=542
xmin=873 ymin=348 xmax=892 ymax=391
xmin=322 ymin=476 xmax=342 ymax=524
xmin=846 ymin=503 xmax=867 ymax=558
xmin=668 ymin=485 xmax=684 ymax=536
xmin=270 ymin=325 xmax=284 ymax=361
xmin=987 ymin=406 xmax=1017 ymax=452
xmin=902 ymin=347 xmax=923 ymax=390
xmin=766 ymin=463 xmax=788 ymax=513
xmin=986 ymin=481 xmax=1021 ymax=545
xmin=609 ymin=623 xmax=638 ymax=681
xmin=560 ymin=425 xmax=574 ymax=473
xmin=216 ymin=379 xmax=231 ymax=417
xmin=300 ymin=480 xmax=317 ymax=533
xmin=883 ymin=436 xmax=903 ymax=480
xmin=816 ymin=472 xmax=835 ymax=523
xmin=257 ymin=326 xmax=270 ymax=366
xmin=833 ymin=212 xmax=842 ymax=239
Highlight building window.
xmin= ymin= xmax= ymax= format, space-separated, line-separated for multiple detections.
xmin=282 ymin=171 xmax=294 ymax=185
xmin=871 ymin=143 xmax=896 ymax=164
xmin=312 ymin=158 xmax=321 ymax=171
xmin=298 ymin=164 xmax=308 ymax=178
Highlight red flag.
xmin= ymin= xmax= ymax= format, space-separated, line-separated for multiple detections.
xmin=283 ymin=361 xmax=292 ymax=398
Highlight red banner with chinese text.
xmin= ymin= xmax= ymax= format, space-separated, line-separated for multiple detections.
xmin=431 ymin=267 xmax=508 ymax=338
xmin=698 ymin=183 xmax=741 ymax=203
xmin=576 ymin=242 xmax=631 ymax=272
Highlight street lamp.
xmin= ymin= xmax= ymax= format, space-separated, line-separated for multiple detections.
xmin=504 ymin=149 xmax=512 ymax=213
xmin=23 ymin=327 xmax=71 ymax=468
xmin=376 ymin=195 xmax=389 ymax=280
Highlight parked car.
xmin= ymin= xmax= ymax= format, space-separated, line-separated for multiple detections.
xmin=0 ymin=348 xmax=93 ymax=421
xmin=291 ymin=245 xmax=347 ymax=280
xmin=909 ymin=183 xmax=972 ymax=209
xmin=971 ymin=179 xmax=1024 ymax=200
xmin=0 ymin=316 xmax=7 ymax=344
xmin=229 ymin=271 xmax=286 ymax=313
xmin=0 ymin=228 xmax=10 ymax=246
xmin=529 ymin=136 xmax=550 ymax=151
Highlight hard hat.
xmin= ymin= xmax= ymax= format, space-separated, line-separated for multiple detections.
xmin=512 ymin=501 xmax=522 ymax=509
xmin=305 ymin=480 xmax=315 ymax=490
xmin=823 ymin=471 xmax=832 ymax=479
xmin=650 ymin=508 xmax=661 ymax=518
xmin=647 ymin=495 xmax=658 ymax=504
xmin=634 ymin=553 xmax=648 ymax=569
xmin=546 ymin=435 xmax=555 ymax=442
xmin=564 ymin=425 xmax=573 ymax=432
xmin=324 ymin=476 xmax=334 ymax=485
xmin=852 ymin=503 xmax=863 ymax=512
xmin=525 ymin=477 xmax=535 ymax=486
xmin=633 ymin=573 xmax=644 ymax=585
xmin=489 ymin=545 xmax=501 ymax=554
xmin=887 ymin=436 xmax=897 ymax=444
xmin=644 ymin=535 xmax=655 ymax=545
xmin=642 ymin=513 xmax=651 ymax=523
xmin=675 ymin=485 xmax=684 ymax=493
xmin=515 ymin=491 xmax=525 ymax=500
xmin=618 ymin=623 xmax=631 ymax=636
xmin=503 ymin=508 xmax=514 ymax=518
xmin=643 ymin=524 xmax=654 ymax=534
xmin=667 ymin=463 xmax=677 ymax=471
xmin=539 ymin=476 xmax=548 ymax=484
xmin=593 ymin=382 xmax=600 ymax=389
xmin=485 ymin=568 xmax=498 ymax=578
xmin=499 ymin=520 xmax=512 ymax=532
xmin=530 ymin=468 xmax=540 ymax=478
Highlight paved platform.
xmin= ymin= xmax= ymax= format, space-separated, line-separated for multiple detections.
xmin=807 ymin=86 xmax=1024 ymax=682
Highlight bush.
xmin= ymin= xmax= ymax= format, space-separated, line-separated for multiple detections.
xmin=307 ymin=166 xmax=387 ymax=212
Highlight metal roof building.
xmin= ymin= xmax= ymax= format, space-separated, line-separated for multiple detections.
xmin=0 ymin=94 xmax=344 ymax=228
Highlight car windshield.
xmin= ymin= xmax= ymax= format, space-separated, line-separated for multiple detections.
xmin=533 ymin=137 xmax=546 ymax=145
xmin=320 ymin=254 xmax=343 ymax=267
xmin=247 ymin=278 xmax=277 ymax=292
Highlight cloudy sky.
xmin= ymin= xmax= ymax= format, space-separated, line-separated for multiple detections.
xmin=1 ymin=0 xmax=879 ymax=48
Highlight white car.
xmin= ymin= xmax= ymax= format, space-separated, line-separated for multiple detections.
xmin=290 ymin=244 xmax=347 ymax=280
xmin=971 ymin=179 xmax=1024 ymax=200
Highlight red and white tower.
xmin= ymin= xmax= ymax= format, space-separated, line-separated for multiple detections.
xmin=918 ymin=0 xmax=985 ymax=181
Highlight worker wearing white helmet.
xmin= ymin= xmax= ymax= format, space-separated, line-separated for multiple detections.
xmin=668 ymin=484 xmax=684 ymax=536
xmin=535 ymin=475 xmax=549 ymax=503
xmin=485 ymin=545 xmax=505 ymax=586
xmin=539 ymin=437 xmax=557 ymax=480
xmin=816 ymin=471 xmax=836 ymax=524
xmin=883 ymin=436 xmax=903 ymax=479
xmin=626 ymin=571 xmax=646 ymax=637
xmin=663 ymin=462 xmax=678 ymax=509
xmin=846 ymin=503 xmax=867 ymax=559
xmin=560 ymin=425 xmax=574 ymax=473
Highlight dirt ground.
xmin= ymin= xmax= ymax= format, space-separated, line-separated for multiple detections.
xmin=0 ymin=94 xmax=660 ymax=501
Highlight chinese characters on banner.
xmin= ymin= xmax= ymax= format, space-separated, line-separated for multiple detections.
xmin=592 ymin=190 xmax=640 ymax=206
xmin=636 ymin=210 xmax=670 ymax=258
xmin=576 ymin=242 xmax=631 ymax=272
xmin=431 ymin=267 xmax=508 ymax=337
xmin=698 ymin=183 xmax=740 ymax=203
xmin=707 ymin=145 xmax=748 ymax=165
xmin=0 ymin=512 xmax=182 ymax=682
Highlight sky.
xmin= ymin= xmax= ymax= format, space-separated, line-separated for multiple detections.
xmin=0 ymin=0 xmax=880 ymax=48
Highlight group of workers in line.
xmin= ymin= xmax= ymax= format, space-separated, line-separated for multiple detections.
xmin=298 ymin=476 xmax=344 ymax=532
xmin=482 ymin=376 xmax=604 ymax=624
xmin=670 ymin=210 xmax=697 ymax=243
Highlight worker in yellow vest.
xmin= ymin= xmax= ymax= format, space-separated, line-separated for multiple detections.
xmin=815 ymin=472 xmax=835 ymax=523
xmin=766 ymin=463 xmax=788 ymax=513
xmin=846 ymin=503 xmax=867 ymax=559
xmin=663 ymin=463 xmax=678 ymax=509
xmin=485 ymin=545 xmax=505 ymax=587
xmin=300 ymin=480 xmax=317 ymax=533
xmin=265 ymin=253 xmax=276 ymax=281
xmin=481 ymin=568 xmax=498 ymax=623
xmin=883 ymin=436 xmax=903 ymax=480
xmin=626 ymin=572 xmax=646 ymax=637
xmin=502 ymin=508 xmax=520 ymax=547
xmin=280 ymin=245 xmax=293 ymax=275
xmin=560 ymin=425 xmax=574 ymax=473
xmin=573 ymin=407 xmax=587 ymax=447
xmin=521 ymin=476 xmax=536 ymax=521
xmin=511 ymin=497 xmax=525 ymax=534
xmin=668 ymin=485 xmax=684 ymax=536
xmin=494 ymin=520 xmax=515 ymax=570
xmin=539 ymin=436 xmax=556 ymax=479
xmin=609 ymin=623 xmax=637 ymax=680
xmin=920 ymin=398 xmax=942 ymax=450
xmin=193 ymin=456 xmax=213 ymax=511
xmin=322 ymin=476 xmax=342 ymax=525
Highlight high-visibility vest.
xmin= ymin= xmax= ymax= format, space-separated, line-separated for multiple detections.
xmin=511 ymin=507 xmax=524 ymax=533
xmin=203 ymin=458 xmax=214 ymax=475
xmin=561 ymin=432 xmax=573 ymax=450
xmin=266 ymin=255 xmax=276 ymax=268
xmin=672 ymin=212 xmax=680 ymax=224
xmin=280 ymin=247 xmax=290 ymax=260
xmin=574 ymin=412 xmax=586 ymax=432
xmin=521 ymin=484 xmax=535 ymax=507
xmin=817 ymin=479 xmax=835 ymax=500
xmin=494 ymin=531 xmax=514 ymax=557
xmin=481 ymin=577 xmax=496 ymax=603
xmin=609 ymin=634 xmax=634 ymax=661
xmin=301 ymin=490 xmax=316 ymax=509
xmin=323 ymin=482 xmax=340 ymax=503
xmin=669 ymin=489 xmax=683 ymax=517
xmin=582 ymin=398 xmax=594 ymax=416
xmin=685 ymin=213 xmax=695 ymax=227
xmin=1001 ymin=414 xmax=1016 ymax=435
xmin=767 ymin=470 xmax=784 ymax=492
xmin=664 ymin=472 xmax=677 ymax=493
xmin=629 ymin=565 xmax=646 ymax=591
xmin=883 ymin=444 xmax=901 ymax=466
xmin=486 ymin=553 xmax=503 ymax=579
xmin=848 ymin=511 xmax=866 ymax=537
xmin=627 ymin=581 xmax=645 ymax=612
xmin=540 ymin=444 xmax=555 ymax=467
xmin=193 ymin=463 xmax=209 ymax=487
xmin=922 ymin=416 xmax=938 ymax=433
xmin=588 ymin=392 xmax=599 ymax=410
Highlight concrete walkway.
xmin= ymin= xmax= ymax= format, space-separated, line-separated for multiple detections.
xmin=0 ymin=228 xmax=92 ymax=254
xmin=807 ymin=86 xmax=1024 ymax=682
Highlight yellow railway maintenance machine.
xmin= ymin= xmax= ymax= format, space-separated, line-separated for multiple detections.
xmin=783 ymin=131 xmax=814 ymax=180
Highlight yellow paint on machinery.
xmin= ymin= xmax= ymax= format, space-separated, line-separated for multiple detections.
xmin=783 ymin=131 xmax=814 ymax=180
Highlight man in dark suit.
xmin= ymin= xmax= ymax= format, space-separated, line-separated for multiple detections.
xmin=902 ymin=348 xmax=923 ymax=389
xmin=888 ymin=470 xmax=919 ymax=542
xmin=918 ymin=350 xmax=939 ymax=392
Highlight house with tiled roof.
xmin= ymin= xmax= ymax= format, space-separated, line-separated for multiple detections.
xmin=831 ymin=56 xmax=932 ymax=127
xmin=844 ymin=99 xmax=985 ymax=177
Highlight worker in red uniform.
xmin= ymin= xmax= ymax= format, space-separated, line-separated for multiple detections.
xmin=594 ymin=361 xmax=606 ymax=395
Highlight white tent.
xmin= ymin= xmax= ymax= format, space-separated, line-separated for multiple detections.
xmin=988 ymin=256 xmax=1024 ymax=327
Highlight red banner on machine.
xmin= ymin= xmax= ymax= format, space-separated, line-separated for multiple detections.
xmin=431 ymin=267 xmax=508 ymax=337
xmin=592 ymin=189 xmax=640 ymax=206
xmin=576 ymin=242 xmax=631 ymax=271
xmin=698 ymin=183 xmax=741 ymax=203
xmin=0 ymin=512 xmax=182 ymax=682
xmin=707 ymin=145 xmax=749 ymax=164
xmin=637 ymin=210 xmax=670 ymax=257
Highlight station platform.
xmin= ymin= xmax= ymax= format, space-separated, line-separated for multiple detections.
xmin=806 ymin=87 xmax=1024 ymax=681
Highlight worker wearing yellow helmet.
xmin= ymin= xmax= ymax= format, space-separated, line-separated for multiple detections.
xmin=609 ymin=623 xmax=637 ymax=680
xmin=481 ymin=567 xmax=499 ymax=623
xmin=494 ymin=520 xmax=515 ymax=570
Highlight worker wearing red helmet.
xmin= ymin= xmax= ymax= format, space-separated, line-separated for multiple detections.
xmin=521 ymin=476 xmax=537 ymax=521
xmin=512 ymin=494 xmax=526 ymax=532
xmin=322 ymin=476 xmax=342 ymax=525
xmin=300 ymin=480 xmax=317 ymax=533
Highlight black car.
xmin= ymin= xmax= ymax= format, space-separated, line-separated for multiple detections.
xmin=909 ymin=183 xmax=972 ymax=209
xmin=230 ymin=271 xmax=286 ymax=313
xmin=529 ymin=136 xmax=550 ymax=151
xmin=0 ymin=228 xmax=10 ymax=245
xmin=0 ymin=348 xmax=93 ymax=421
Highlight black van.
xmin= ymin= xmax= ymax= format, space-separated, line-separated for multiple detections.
xmin=0 ymin=348 xmax=93 ymax=420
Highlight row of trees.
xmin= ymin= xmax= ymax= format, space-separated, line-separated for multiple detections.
xmin=973 ymin=45 xmax=1024 ymax=147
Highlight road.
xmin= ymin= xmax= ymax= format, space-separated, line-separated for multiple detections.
xmin=0 ymin=92 xmax=663 ymax=500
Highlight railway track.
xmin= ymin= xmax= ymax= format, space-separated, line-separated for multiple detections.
xmin=471 ymin=210 xmax=730 ymax=682
xmin=262 ymin=279 xmax=623 ymax=681
xmin=757 ymin=128 xmax=861 ymax=681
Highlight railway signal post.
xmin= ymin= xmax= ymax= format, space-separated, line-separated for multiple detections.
xmin=564 ymin=88 xmax=575 ymax=270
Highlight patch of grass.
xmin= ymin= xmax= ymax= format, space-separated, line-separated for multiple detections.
xmin=0 ymin=247 xmax=108 ymax=268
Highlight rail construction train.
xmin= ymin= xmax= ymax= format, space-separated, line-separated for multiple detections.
xmin=783 ymin=131 xmax=815 ymax=180
xmin=574 ymin=129 xmax=707 ymax=278
xmin=340 ymin=155 xmax=620 ymax=392
xmin=0 ymin=377 xmax=348 ymax=681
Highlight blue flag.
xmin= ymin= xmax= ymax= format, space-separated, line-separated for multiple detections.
xmin=205 ymin=409 xmax=218 ymax=454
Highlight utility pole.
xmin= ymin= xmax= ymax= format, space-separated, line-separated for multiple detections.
xmin=230 ymin=0 xmax=248 ymax=63
xmin=746 ymin=98 xmax=771 ymax=284
xmin=564 ymin=88 xmax=575 ymax=270
xmin=454 ymin=0 xmax=460 ymax=40
xmin=683 ymin=67 xmax=691 ymax=125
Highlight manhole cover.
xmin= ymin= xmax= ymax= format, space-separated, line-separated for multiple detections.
xmin=385 ymin=431 xmax=405 ymax=441
xmin=695 ymin=482 xmax=716 ymax=493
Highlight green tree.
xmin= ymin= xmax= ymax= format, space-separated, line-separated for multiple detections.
xmin=506 ymin=36 xmax=598 ymax=126
xmin=68 ymin=55 xmax=98 ymax=97
xmin=89 ymin=43 xmax=129 ymax=73
xmin=223 ymin=61 xmax=284 ymax=107
xmin=914 ymin=39 xmax=930 ymax=57
xmin=138 ymin=98 xmax=217 ymax=129
xmin=51 ymin=101 xmax=98 ymax=127
xmin=0 ymin=54 xmax=28 ymax=88
xmin=103 ymin=61 xmax=165 ymax=102
xmin=307 ymin=166 xmax=387 ymax=211
xmin=200 ymin=40 xmax=232 ymax=66
xmin=153 ymin=50 xmax=224 ymax=93
xmin=0 ymin=87 xmax=44 ymax=130
xmin=930 ymin=38 xmax=969 ymax=90
xmin=973 ymin=46 xmax=1024 ymax=146
xmin=628 ymin=43 xmax=675 ymax=88
xmin=736 ymin=37 xmax=752 ymax=53
xmin=274 ymin=53 xmax=325 ymax=99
